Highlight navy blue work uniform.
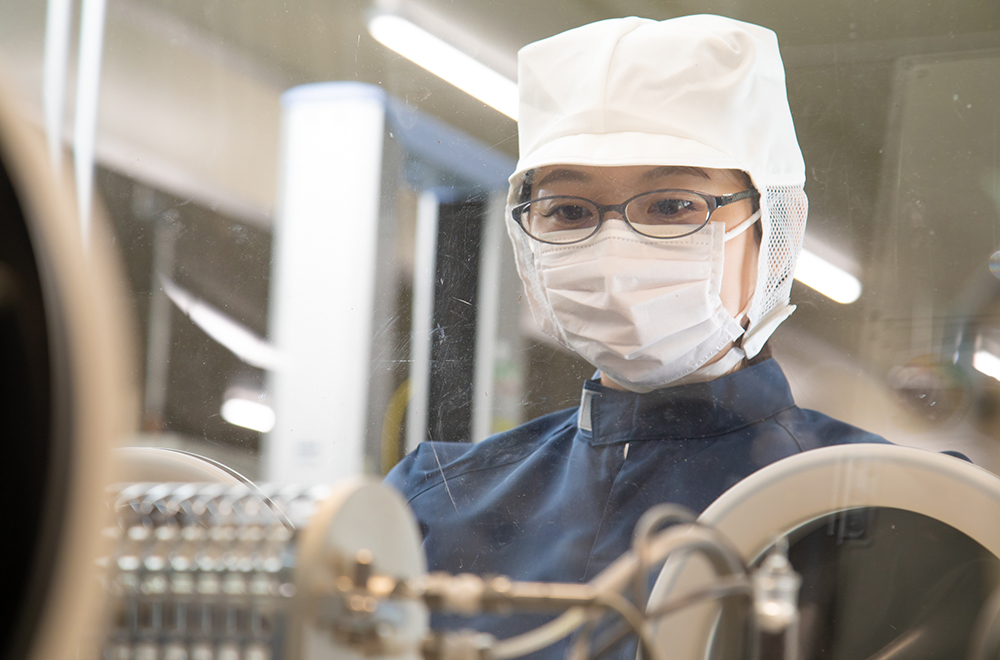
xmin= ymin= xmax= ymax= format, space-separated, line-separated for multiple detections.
xmin=385 ymin=358 xmax=886 ymax=650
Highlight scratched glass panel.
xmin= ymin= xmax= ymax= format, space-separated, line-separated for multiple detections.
xmin=1 ymin=2 xmax=1000 ymax=656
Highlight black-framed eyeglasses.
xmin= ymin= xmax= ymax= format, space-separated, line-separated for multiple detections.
xmin=511 ymin=188 xmax=759 ymax=245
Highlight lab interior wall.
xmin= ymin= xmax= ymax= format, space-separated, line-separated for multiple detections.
xmin=0 ymin=0 xmax=998 ymax=478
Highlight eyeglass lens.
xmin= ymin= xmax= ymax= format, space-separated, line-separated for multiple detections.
xmin=520 ymin=191 xmax=711 ymax=244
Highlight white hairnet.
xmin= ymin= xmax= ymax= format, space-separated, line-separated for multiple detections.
xmin=506 ymin=14 xmax=808 ymax=358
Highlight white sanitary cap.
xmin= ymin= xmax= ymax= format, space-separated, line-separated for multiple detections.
xmin=506 ymin=14 xmax=808 ymax=360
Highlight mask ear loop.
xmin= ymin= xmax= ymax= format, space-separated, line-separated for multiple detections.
xmin=723 ymin=209 xmax=762 ymax=242
xmin=726 ymin=210 xmax=763 ymax=342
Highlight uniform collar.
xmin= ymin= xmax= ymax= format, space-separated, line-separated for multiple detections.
xmin=576 ymin=358 xmax=795 ymax=445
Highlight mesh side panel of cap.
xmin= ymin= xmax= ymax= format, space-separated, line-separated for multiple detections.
xmin=751 ymin=184 xmax=807 ymax=326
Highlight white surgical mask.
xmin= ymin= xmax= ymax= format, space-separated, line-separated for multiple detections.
xmin=516 ymin=211 xmax=760 ymax=393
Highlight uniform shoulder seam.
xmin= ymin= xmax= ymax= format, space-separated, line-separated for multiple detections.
xmin=403 ymin=446 xmax=539 ymax=504
xmin=774 ymin=411 xmax=806 ymax=452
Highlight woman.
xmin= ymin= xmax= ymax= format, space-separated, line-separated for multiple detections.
xmin=386 ymin=13 xmax=883 ymax=654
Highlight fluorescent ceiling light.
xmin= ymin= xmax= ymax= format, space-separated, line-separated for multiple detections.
xmin=974 ymin=349 xmax=1000 ymax=382
xmin=794 ymin=248 xmax=862 ymax=304
xmin=221 ymin=396 xmax=276 ymax=433
xmin=160 ymin=275 xmax=282 ymax=371
xmin=368 ymin=14 xmax=518 ymax=119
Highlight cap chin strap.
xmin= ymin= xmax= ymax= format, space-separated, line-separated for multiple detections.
xmin=671 ymin=345 xmax=747 ymax=386
xmin=743 ymin=302 xmax=796 ymax=359
xmin=670 ymin=292 xmax=755 ymax=386
xmin=672 ymin=265 xmax=794 ymax=386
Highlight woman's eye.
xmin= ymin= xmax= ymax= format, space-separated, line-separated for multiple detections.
xmin=649 ymin=199 xmax=693 ymax=216
xmin=547 ymin=205 xmax=592 ymax=222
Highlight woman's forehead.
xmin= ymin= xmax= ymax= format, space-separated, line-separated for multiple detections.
xmin=534 ymin=165 xmax=739 ymax=189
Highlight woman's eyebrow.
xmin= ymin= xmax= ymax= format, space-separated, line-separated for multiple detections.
xmin=536 ymin=169 xmax=591 ymax=187
xmin=641 ymin=166 xmax=711 ymax=181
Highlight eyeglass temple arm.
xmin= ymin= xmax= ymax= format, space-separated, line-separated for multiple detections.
xmin=715 ymin=188 xmax=759 ymax=207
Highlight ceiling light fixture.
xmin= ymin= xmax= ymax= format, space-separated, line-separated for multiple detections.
xmin=794 ymin=248 xmax=862 ymax=304
xmin=221 ymin=389 xmax=276 ymax=433
xmin=973 ymin=349 xmax=1000 ymax=383
xmin=160 ymin=275 xmax=282 ymax=371
xmin=367 ymin=14 xmax=518 ymax=119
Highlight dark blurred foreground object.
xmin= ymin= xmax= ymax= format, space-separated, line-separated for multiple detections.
xmin=788 ymin=507 xmax=993 ymax=659
xmin=0 ymin=74 xmax=130 ymax=660
xmin=649 ymin=444 xmax=1000 ymax=660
